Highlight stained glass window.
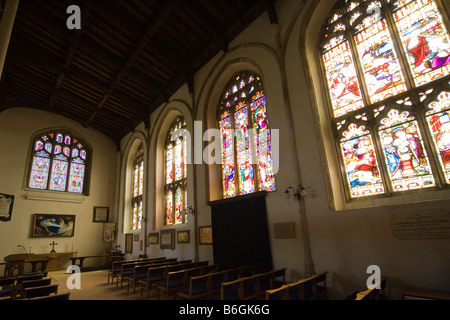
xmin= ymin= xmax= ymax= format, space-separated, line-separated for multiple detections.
xmin=132 ymin=144 xmax=144 ymax=230
xmin=165 ymin=117 xmax=187 ymax=225
xmin=28 ymin=130 xmax=88 ymax=194
xmin=218 ymin=71 xmax=276 ymax=199
xmin=321 ymin=0 xmax=450 ymax=199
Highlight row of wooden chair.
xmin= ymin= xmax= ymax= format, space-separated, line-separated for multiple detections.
xmin=129 ymin=260 xmax=208 ymax=296
xmin=0 ymin=272 xmax=47 ymax=300
xmin=0 ymin=272 xmax=70 ymax=300
xmin=176 ymin=267 xmax=287 ymax=300
xmin=265 ymin=271 xmax=328 ymax=300
xmin=121 ymin=259 xmax=197 ymax=292
xmin=107 ymin=256 xmax=167 ymax=285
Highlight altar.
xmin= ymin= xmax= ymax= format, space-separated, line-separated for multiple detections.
xmin=4 ymin=252 xmax=77 ymax=276
xmin=27 ymin=252 xmax=76 ymax=271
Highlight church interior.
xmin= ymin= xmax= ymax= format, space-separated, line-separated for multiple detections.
xmin=0 ymin=0 xmax=449 ymax=301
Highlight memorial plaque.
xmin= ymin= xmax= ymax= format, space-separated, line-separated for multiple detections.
xmin=390 ymin=211 xmax=450 ymax=240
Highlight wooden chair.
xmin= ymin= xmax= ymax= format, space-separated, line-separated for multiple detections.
xmin=20 ymin=278 xmax=52 ymax=298
xmin=354 ymin=276 xmax=387 ymax=300
xmin=265 ymin=284 xmax=289 ymax=300
xmin=271 ymin=268 xmax=287 ymax=288
xmin=22 ymin=284 xmax=59 ymax=299
xmin=157 ymin=269 xmax=189 ymax=299
xmin=117 ymin=262 xmax=138 ymax=288
xmin=311 ymin=271 xmax=328 ymax=300
xmin=224 ymin=267 xmax=241 ymax=282
xmin=256 ymin=271 xmax=273 ymax=299
xmin=29 ymin=292 xmax=70 ymax=300
xmin=107 ymin=260 xmax=126 ymax=284
xmin=240 ymin=275 xmax=260 ymax=300
xmin=287 ymin=278 xmax=309 ymax=300
xmin=220 ymin=278 xmax=242 ymax=300
xmin=139 ymin=266 xmax=167 ymax=298
xmin=126 ymin=264 xmax=152 ymax=293
xmin=0 ymin=277 xmax=16 ymax=300
xmin=177 ymin=273 xmax=210 ymax=300
xmin=200 ymin=264 xmax=217 ymax=275
xmin=208 ymin=270 xmax=228 ymax=297
xmin=238 ymin=265 xmax=255 ymax=278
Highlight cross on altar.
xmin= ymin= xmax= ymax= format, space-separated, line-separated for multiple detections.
xmin=49 ymin=241 xmax=58 ymax=253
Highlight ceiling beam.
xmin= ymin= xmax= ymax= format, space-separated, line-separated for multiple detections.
xmin=49 ymin=2 xmax=92 ymax=109
xmin=84 ymin=0 xmax=180 ymax=127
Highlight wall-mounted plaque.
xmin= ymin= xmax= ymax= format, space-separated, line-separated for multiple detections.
xmin=391 ymin=211 xmax=450 ymax=240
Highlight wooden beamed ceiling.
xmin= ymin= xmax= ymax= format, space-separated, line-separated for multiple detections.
xmin=0 ymin=0 xmax=278 ymax=145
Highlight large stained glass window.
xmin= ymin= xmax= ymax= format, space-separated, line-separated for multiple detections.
xmin=165 ymin=117 xmax=187 ymax=225
xmin=321 ymin=0 xmax=450 ymax=199
xmin=218 ymin=71 xmax=276 ymax=199
xmin=132 ymin=144 xmax=144 ymax=230
xmin=29 ymin=130 xmax=88 ymax=194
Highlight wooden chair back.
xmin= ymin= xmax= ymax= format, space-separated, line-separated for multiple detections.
xmin=23 ymin=284 xmax=59 ymax=299
xmin=29 ymin=292 xmax=70 ymax=300
xmin=265 ymin=284 xmax=289 ymax=300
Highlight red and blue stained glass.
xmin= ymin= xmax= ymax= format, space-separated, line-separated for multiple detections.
xmin=29 ymin=132 xmax=87 ymax=193
xmin=340 ymin=124 xmax=385 ymax=198
xmin=393 ymin=0 xmax=450 ymax=85
xmin=165 ymin=117 xmax=187 ymax=225
xmin=218 ymin=72 xmax=276 ymax=198
xmin=235 ymin=103 xmax=255 ymax=195
xmin=29 ymin=155 xmax=50 ymax=189
xmin=220 ymin=112 xmax=237 ymax=198
xmin=354 ymin=3 xmax=407 ymax=103
xmin=426 ymin=91 xmax=450 ymax=182
xmin=379 ymin=109 xmax=435 ymax=191
xmin=251 ymin=95 xmax=276 ymax=192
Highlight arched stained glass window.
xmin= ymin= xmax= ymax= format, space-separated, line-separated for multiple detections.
xmin=28 ymin=130 xmax=89 ymax=194
xmin=218 ymin=71 xmax=276 ymax=199
xmin=165 ymin=117 xmax=187 ymax=225
xmin=132 ymin=144 xmax=144 ymax=230
xmin=321 ymin=0 xmax=450 ymax=199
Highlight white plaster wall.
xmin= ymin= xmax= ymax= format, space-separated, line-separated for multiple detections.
xmin=0 ymin=108 xmax=118 ymax=270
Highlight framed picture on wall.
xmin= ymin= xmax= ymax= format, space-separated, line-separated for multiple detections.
xmin=160 ymin=229 xmax=175 ymax=250
xmin=177 ymin=230 xmax=190 ymax=244
xmin=32 ymin=214 xmax=76 ymax=237
xmin=0 ymin=193 xmax=14 ymax=222
xmin=199 ymin=226 xmax=213 ymax=245
xmin=148 ymin=232 xmax=159 ymax=245
xmin=93 ymin=206 xmax=109 ymax=223
xmin=125 ymin=233 xmax=133 ymax=254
